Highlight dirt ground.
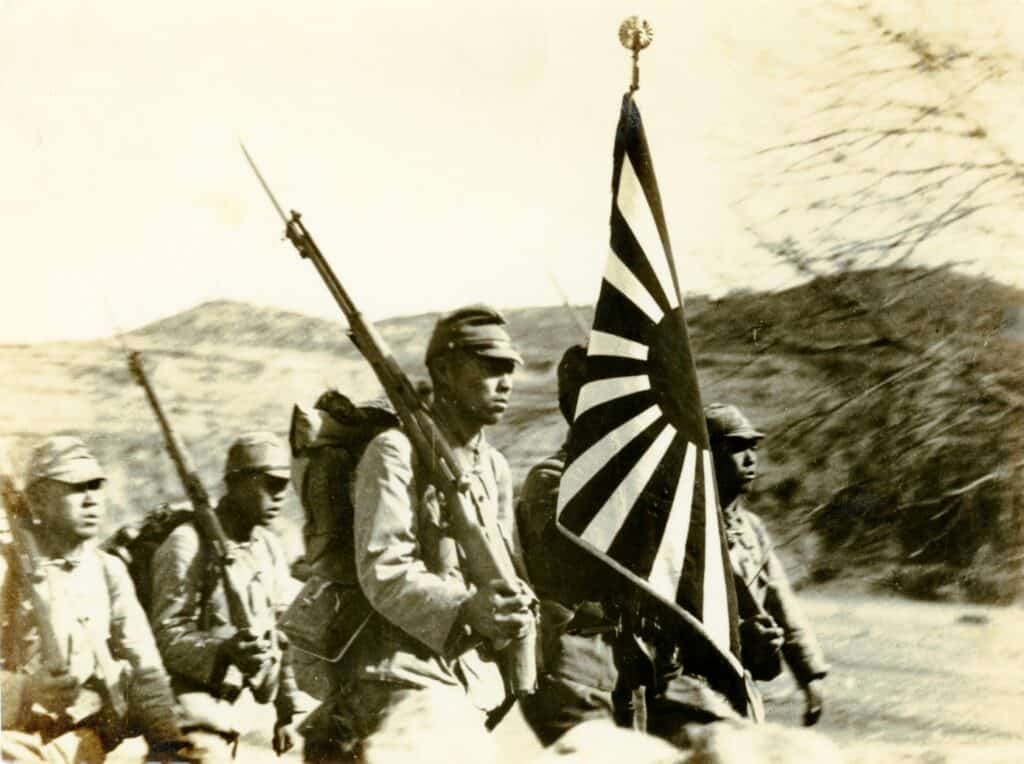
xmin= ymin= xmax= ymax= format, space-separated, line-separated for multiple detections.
xmin=106 ymin=592 xmax=1024 ymax=763
xmin=760 ymin=593 xmax=1024 ymax=762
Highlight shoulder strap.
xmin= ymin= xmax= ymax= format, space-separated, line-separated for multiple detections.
xmin=259 ymin=527 xmax=281 ymax=578
xmin=0 ymin=546 xmax=20 ymax=663
xmin=98 ymin=549 xmax=116 ymax=605
xmin=167 ymin=520 xmax=218 ymax=624
xmin=535 ymin=455 xmax=566 ymax=474
xmin=386 ymin=426 xmax=427 ymax=501
xmin=193 ymin=524 xmax=218 ymax=621
xmin=490 ymin=448 xmax=511 ymax=520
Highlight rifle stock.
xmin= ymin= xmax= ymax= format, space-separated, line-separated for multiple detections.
xmin=127 ymin=353 xmax=280 ymax=703
xmin=0 ymin=447 xmax=126 ymax=723
xmin=242 ymin=147 xmax=537 ymax=697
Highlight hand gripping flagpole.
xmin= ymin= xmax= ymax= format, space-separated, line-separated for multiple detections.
xmin=619 ymin=16 xmax=653 ymax=94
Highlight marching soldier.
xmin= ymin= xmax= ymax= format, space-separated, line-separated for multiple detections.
xmin=517 ymin=347 xmax=746 ymax=747
xmin=517 ymin=344 xmax=624 ymax=744
xmin=150 ymin=432 xmax=301 ymax=762
xmin=1 ymin=436 xmax=190 ymax=762
xmin=309 ymin=305 xmax=533 ymax=762
xmin=705 ymin=403 xmax=829 ymax=726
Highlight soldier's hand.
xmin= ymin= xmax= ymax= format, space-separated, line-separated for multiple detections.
xmin=273 ymin=718 xmax=297 ymax=756
xmin=802 ymin=679 xmax=824 ymax=726
xmin=26 ymin=669 xmax=81 ymax=712
xmin=743 ymin=614 xmax=784 ymax=649
xmin=461 ymin=579 xmax=534 ymax=642
xmin=147 ymin=739 xmax=201 ymax=763
xmin=740 ymin=614 xmax=784 ymax=680
xmin=221 ymin=629 xmax=273 ymax=676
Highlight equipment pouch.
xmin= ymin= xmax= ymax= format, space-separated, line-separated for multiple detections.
xmin=277 ymin=574 xmax=372 ymax=664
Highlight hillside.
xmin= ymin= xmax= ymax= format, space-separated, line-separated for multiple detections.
xmin=1 ymin=267 xmax=1021 ymax=600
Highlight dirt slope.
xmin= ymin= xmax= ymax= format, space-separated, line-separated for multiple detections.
xmin=1 ymin=267 xmax=1021 ymax=592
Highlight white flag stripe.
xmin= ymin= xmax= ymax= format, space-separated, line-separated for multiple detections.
xmin=582 ymin=424 xmax=677 ymax=550
xmin=646 ymin=441 xmax=697 ymax=601
xmin=557 ymin=405 xmax=662 ymax=513
xmin=603 ymin=249 xmax=664 ymax=324
xmin=701 ymin=449 xmax=731 ymax=651
xmin=575 ymin=375 xmax=651 ymax=419
xmin=617 ymin=156 xmax=679 ymax=310
xmin=588 ymin=330 xmax=649 ymax=361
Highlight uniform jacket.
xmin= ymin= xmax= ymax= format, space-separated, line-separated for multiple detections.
xmin=516 ymin=446 xmax=609 ymax=611
xmin=725 ymin=501 xmax=829 ymax=685
xmin=345 ymin=428 xmax=514 ymax=712
xmin=516 ymin=447 xmax=739 ymax=725
xmin=516 ymin=447 xmax=620 ymax=705
xmin=149 ymin=512 xmax=299 ymax=735
xmin=0 ymin=544 xmax=182 ymax=745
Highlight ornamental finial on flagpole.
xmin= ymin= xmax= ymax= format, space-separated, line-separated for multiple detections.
xmin=618 ymin=16 xmax=653 ymax=93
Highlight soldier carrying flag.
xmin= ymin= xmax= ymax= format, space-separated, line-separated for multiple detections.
xmin=519 ymin=17 xmax=766 ymax=747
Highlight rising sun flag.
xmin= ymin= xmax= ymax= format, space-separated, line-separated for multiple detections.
xmin=555 ymin=92 xmax=751 ymax=715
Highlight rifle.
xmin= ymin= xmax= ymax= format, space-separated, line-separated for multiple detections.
xmin=0 ymin=446 xmax=128 ymax=724
xmin=242 ymin=144 xmax=538 ymax=698
xmin=127 ymin=352 xmax=280 ymax=703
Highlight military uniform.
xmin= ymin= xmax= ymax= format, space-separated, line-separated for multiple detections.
xmin=1 ymin=549 xmax=188 ymax=761
xmin=149 ymin=433 xmax=301 ymax=761
xmin=516 ymin=445 xmax=621 ymax=745
xmin=329 ymin=430 xmax=512 ymax=741
xmin=150 ymin=519 xmax=300 ymax=731
xmin=1 ymin=436 xmax=186 ymax=763
xmin=705 ymin=402 xmax=828 ymax=725
xmin=725 ymin=501 xmax=828 ymax=687
xmin=309 ymin=306 xmax=528 ymax=761
xmin=517 ymin=444 xmax=738 ymax=747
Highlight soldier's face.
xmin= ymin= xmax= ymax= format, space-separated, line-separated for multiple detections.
xmin=231 ymin=470 xmax=289 ymax=527
xmin=36 ymin=478 xmax=106 ymax=545
xmin=714 ymin=437 xmax=759 ymax=495
xmin=447 ymin=355 xmax=516 ymax=426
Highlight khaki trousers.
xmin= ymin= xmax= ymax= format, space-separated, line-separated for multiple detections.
xmin=179 ymin=729 xmax=238 ymax=764
xmin=1 ymin=728 xmax=105 ymax=764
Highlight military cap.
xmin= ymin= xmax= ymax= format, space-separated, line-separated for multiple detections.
xmin=425 ymin=304 xmax=523 ymax=365
xmin=557 ymin=344 xmax=589 ymax=421
xmin=25 ymin=436 xmax=105 ymax=487
xmin=704 ymin=403 xmax=764 ymax=442
xmin=225 ymin=431 xmax=291 ymax=479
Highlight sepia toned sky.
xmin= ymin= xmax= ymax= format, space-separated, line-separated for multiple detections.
xmin=2 ymin=0 xmax=1022 ymax=342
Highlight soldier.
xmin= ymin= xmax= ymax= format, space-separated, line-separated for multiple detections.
xmin=0 ymin=436 xmax=190 ymax=763
xmin=517 ymin=344 xmax=624 ymax=744
xmin=704 ymin=403 xmax=829 ymax=726
xmin=312 ymin=305 xmax=533 ymax=762
xmin=150 ymin=432 xmax=301 ymax=762
xmin=517 ymin=347 xmax=746 ymax=747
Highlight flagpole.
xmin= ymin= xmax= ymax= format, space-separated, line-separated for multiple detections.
xmin=618 ymin=17 xmax=687 ymax=311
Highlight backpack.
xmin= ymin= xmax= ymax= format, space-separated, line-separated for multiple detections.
xmin=282 ymin=388 xmax=515 ymax=693
xmin=278 ymin=390 xmax=398 ymax=689
xmin=288 ymin=390 xmax=399 ymax=581
xmin=101 ymin=502 xmax=196 ymax=614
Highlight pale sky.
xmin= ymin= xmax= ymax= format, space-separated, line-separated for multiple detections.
xmin=2 ymin=1 xmax=1021 ymax=342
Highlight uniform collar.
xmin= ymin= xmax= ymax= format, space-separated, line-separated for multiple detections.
xmin=722 ymin=497 xmax=748 ymax=545
xmin=40 ymin=545 xmax=89 ymax=570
